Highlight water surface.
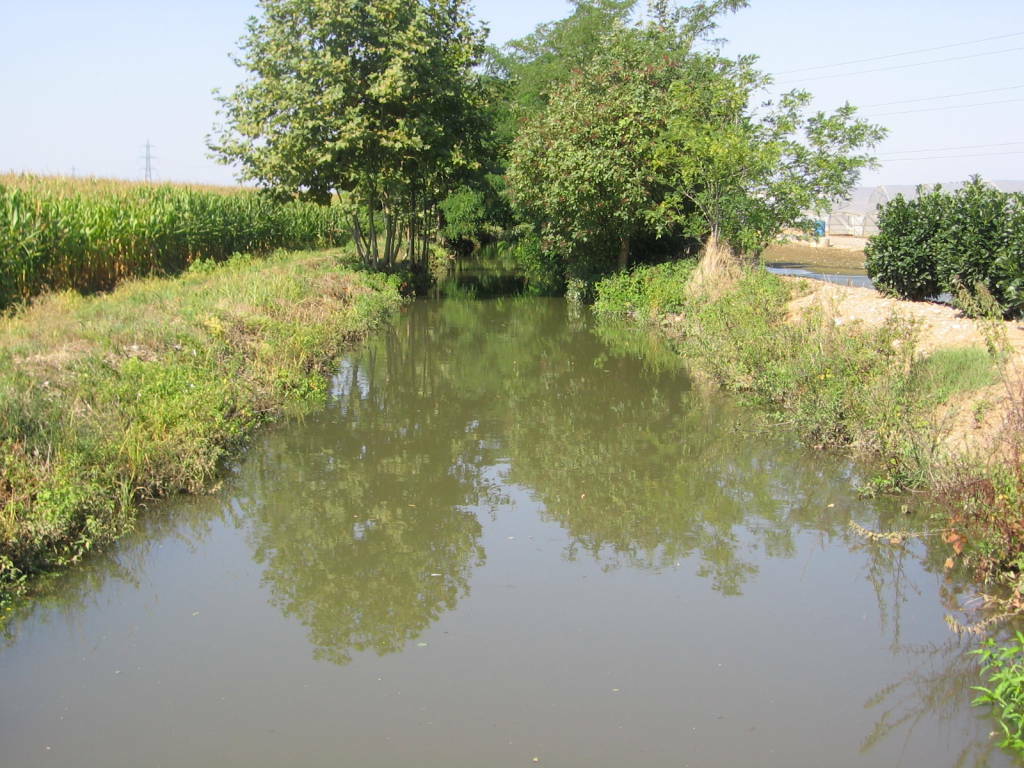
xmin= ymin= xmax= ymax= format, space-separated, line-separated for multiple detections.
xmin=0 ymin=298 xmax=1006 ymax=767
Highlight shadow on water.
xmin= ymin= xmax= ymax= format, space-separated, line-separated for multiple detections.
xmin=436 ymin=244 xmax=528 ymax=299
xmin=0 ymin=295 xmax=1010 ymax=767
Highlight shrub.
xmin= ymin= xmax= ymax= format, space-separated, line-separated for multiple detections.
xmin=866 ymin=177 xmax=1024 ymax=316
xmin=592 ymin=260 xmax=697 ymax=318
xmin=865 ymin=186 xmax=947 ymax=301
xmin=995 ymin=198 xmax=1024 ymax=317
xmin=934 ymin=178 xmax=1010 ymax=302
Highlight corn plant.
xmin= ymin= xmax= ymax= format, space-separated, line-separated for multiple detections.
xmin=0 ymin=174 xmax=349 ymax=309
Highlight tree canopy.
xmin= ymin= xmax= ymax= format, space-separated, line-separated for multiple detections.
xmin=210 ymin=0 xmax=887 ymax=290
xmin=506 ymin=6 xmax=885 ymax=285
xmin=209 ymin=0 xmax=492 ymax=269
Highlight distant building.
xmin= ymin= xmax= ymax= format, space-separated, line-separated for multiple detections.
xmin=819 ymin=180 xmax=1024 ymax=237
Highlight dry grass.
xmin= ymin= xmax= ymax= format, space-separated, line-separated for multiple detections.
xmin=688 ymin=239 xmax=742 ymax=299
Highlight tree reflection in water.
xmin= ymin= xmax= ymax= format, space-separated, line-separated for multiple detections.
xmin=1 ymin=297 xmax=1013 ymax=764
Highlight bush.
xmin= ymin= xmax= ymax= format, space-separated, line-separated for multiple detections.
xmin=592 ymin=260 xmax=697 ymax=318
xmin=866 ymin=177 xmax=1024 ymax=316
xmin=935 ymin=178 xmax=1010 ymax=300
xmin=996 ymin=200 xmax=1024 ymax=316
xmin=865 ymin=186 xmax=947 ymax=301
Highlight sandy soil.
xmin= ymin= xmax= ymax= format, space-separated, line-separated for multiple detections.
xmin=785 ymin=280 xmax=1024 ymax=354
xmin=776 ymin=233 xmax=869 ymax=252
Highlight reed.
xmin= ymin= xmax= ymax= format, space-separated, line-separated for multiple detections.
xmin=0 ymin=174 xmax=349 ymax=309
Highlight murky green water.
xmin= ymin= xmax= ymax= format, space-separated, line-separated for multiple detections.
xmin=0 ymin=298 xmax=1009 ymax=767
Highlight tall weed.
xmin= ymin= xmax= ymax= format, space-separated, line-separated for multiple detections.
xmin=596 ymin=267 xmax=1002 ymax=490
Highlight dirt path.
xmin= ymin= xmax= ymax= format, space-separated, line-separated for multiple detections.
xmin=785 ymin=280 xmax=1024 ymax=354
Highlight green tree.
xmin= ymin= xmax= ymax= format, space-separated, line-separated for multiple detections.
xmin=507 ymin=1 xmax=883 ymax=286
xmin=500 ymin=0 xmax=640 ymax=119
xmin=507 ymin=24 xmax=684 ymax=282
xmin=505 ymin=2 xmax=749 ymax=284
xmin=209 ymin=0 xmax=491 ymax=269
xmin=429 ymin=1 xmax=641 ymax=251
xmin=653 ymin=52 xmax=886 ymax=270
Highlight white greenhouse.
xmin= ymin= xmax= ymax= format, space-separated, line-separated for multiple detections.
xmin=820 ymin=180 xmax=1024 ymax=237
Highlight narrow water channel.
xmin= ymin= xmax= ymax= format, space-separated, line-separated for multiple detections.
xmin=0 ymin=297 xmax=1008 ymax=767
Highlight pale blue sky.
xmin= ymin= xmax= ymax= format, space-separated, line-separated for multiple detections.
xmin=1 ymin=0 xmax=1021 ymax=187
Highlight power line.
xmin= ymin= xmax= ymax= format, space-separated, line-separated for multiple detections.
xmin=775 ymin=46 xmax=1024 ymax=85
xmin=861 ymin=84 xmax=1024 ymax=108
xmin=772 ymin=31 xmax=1024 ymax=75
xmin=866 ymin=97 xmax=1024 ymax=117
xmin=881 ymin=150 xmax=1024 ymax=161
xmin=878 ymin=141 xmax=1024 ymax=156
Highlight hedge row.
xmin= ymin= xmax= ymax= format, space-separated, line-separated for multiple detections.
xmin=865 ymin=177 xmax=1024 ymax=315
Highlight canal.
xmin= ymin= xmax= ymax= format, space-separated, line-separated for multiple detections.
xmin=0 ymin=297 xmax=1006 ymax=767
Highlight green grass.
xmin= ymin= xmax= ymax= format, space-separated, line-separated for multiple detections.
xmin=0 ymin=248 xmax=403 ymax=615
xmin=915 ymin=347 xmax=999 ymax=405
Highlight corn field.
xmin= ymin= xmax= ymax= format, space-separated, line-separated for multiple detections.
xmin=0 ymin=174 xmax=349 ymax=309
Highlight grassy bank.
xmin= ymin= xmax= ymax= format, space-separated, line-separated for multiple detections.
xmin=0 ymin=174 xmax=350 ymax=310
xmin=0 ymin=249 xmax=403 ymax=615
xmin=594 ymin=261 xmax=1015 ymax=547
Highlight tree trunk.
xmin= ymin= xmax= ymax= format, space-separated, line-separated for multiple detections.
xmin=352 ymin=218 xmax=369 ymax=266
xmin=383 ymin=210 xmax=395 ymax=269
xmin=617 ymin=236 xmax=630 ymax=270
xmin=392 ymin=215 xmax=405 ymax=267
xmin=368 ymin=205 xmax=379 ymax=270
